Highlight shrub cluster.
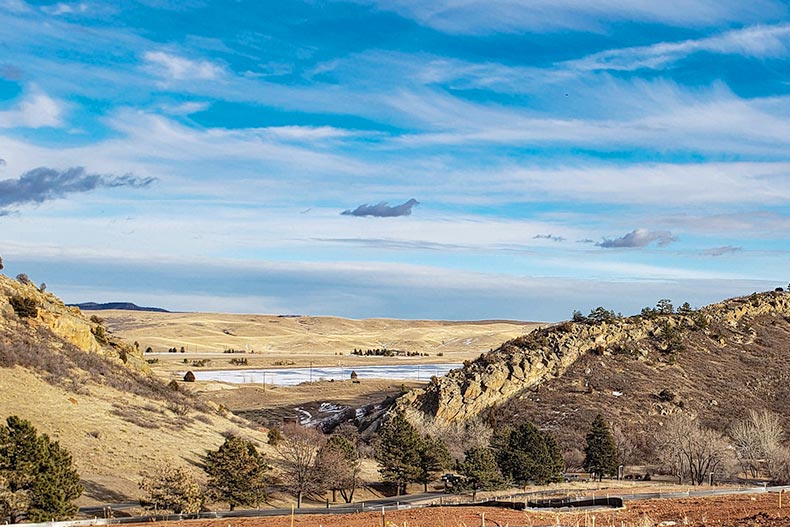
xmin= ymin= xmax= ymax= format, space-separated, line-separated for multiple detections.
xmin=9 ymin=296 xmax=38 ymax=318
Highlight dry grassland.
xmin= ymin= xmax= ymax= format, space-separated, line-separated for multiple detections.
xmin=0 ymin=366 xmax=269 ymax=506
xmin=99 ymin=310 xmax=538 ymax=370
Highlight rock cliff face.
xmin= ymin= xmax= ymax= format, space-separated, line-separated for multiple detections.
xmin=0 ymin=274 xmax=148 ymax=372
xmin=395 ymin=290 xmax=790 ymax=425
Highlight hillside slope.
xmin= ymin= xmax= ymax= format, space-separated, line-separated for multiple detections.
xmin=99 ymin=309 xmax=537 ymax=365
xmin=0 ymin=274 xmax=268 ymax=505
xmin=396 ymin=291 xmax=790 ymax=453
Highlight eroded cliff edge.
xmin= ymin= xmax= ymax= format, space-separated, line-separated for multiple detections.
xmin=394 ymin=291 xmax=790 ymax=425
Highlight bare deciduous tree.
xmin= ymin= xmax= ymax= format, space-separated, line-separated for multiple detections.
xmin=612 ymin=425 xmax=637 ymax=472
xmin=772 ymin=448 xmax=790 ymax=484
xmin=314 ymin=435 xmax=360 ymax=503
xmin=277 ymin=424 xmax=324 ymax=508
xmin=730 ymin=410 xmax=786 ymax=479
xmin=658 ymin=416 xmax=731 ymax=485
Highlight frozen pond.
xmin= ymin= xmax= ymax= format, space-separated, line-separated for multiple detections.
xmin=192 ymin=363 xmax=462 ymax=386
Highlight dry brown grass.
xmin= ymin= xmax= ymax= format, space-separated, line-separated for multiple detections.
xmin=0 ymin=366 xmax=266 ymax=507
xmin=99 ymin=310 xmax=538 ymax=370
xmin=494 ymin=310 xmax=790 ymax=465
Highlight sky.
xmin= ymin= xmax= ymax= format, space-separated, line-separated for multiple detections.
xmin=0 ymin=0 xmax=788 ymax=321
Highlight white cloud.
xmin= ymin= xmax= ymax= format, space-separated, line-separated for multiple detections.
xmin=159 ymin=101 xmax=210 ymax=115
xmin=364 ymin=0 xmax=786 ymax=34
xmin=566 ymin=23 xmax=790 ymax=72
xmin=0 ymin=0 xmax=33 ymax=14
xmin=386 ymin=81 xmax=790 ymax=156
xmin=143 ymin=51 xmax=223 ymax=81
xmin=3 ymin=242 xmax=777 ymax=320
xmin=41 ymin=2 xmax=89 ymax=16
xmin=0 ymin=90 xmax=64 ymax=128
xmin=262 ymin=126 xmax=358 ymax=141
xmin=98 ymin=110 xmax=370 ymax=174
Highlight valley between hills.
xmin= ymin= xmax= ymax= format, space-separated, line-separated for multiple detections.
xmin=3 ymin=272 xmax=790 ymax=525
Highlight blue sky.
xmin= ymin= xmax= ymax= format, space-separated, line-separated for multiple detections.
xmin=0 ymin=0 xmax=788 ymax=320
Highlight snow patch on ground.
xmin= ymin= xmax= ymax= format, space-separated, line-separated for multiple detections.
xmin=319 ymin=402 xmax=346 ymax=414
xmin=296 ymin=407 xmax=313 ymax=425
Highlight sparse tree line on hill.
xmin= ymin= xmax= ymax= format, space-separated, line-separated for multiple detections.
xmin=571 ymin=298 xmax=708 ymax=326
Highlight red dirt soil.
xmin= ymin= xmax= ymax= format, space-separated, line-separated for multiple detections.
xmin=131 ymin=492 xmax=790 ymax=527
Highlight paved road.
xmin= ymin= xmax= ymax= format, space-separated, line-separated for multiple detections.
xmin=78 ymin=485 xmax=790 ymax=524
xmin=79 ymin=491 xmax=442 ymax=522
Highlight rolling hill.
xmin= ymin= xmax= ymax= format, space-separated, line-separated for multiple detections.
xmin=0 ymin=274 xmax=268 ymax=505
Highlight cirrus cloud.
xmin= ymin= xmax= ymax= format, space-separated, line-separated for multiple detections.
xmin=143 ymin=51 xmax=224 ymax=81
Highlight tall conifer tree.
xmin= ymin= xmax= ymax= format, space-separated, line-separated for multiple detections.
xmin=375 ymin=412 xmax=422 ymax=495
xmin=0 ymin=416 xmax=82 ymax=523
xmin=204 ymin=435 xmax=270 ymax=510
xmin=583 ymin=414 xmax=619 ymax=481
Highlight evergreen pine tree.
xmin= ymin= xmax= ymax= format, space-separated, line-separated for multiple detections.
xmin=204 ymin=435 xmax=270 ymax=510
xmin=0 ymin=416 xmax=82 ymax=523
xmin=494 ymin=422 xmax=564 ymax=485
xmin=583 ymin=414 xmax=619 ymax=481
xmin=375 ymin=412 xmax=422 ymax=495
xmin=458 ymin=447 xmax=505 ymax=500
xmin=416 ymin=435 xmax=452 ymax=492
xmin=139 ymin=463 xmax=203 ymax=514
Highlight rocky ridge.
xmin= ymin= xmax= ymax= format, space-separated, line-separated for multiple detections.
xmin=395 ymin=290 xmax=790 ymax=425
xmin=0 ymin=274 xmax=148 ymax=372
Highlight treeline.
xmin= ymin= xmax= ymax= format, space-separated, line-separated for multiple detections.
xmin=571 ymin=298 xmax=707 ymax=325
xmin=351 ymin=348 xmax=429 ymax=357
xmin=375 ymin=412 xmax=621 ymax=499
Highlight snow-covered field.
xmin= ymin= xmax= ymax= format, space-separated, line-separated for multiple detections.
xmin=192 ymin=363 xmax=462 ymax=386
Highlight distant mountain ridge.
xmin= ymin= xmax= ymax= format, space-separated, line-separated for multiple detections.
xmin=70 ymin=302 xmax=170 ymax=313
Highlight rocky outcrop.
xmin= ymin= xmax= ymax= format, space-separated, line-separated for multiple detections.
xmin=0 ymin=274 xmax=148 ymax=372
xmin=396 ymin=290 xmax=790 ymax=425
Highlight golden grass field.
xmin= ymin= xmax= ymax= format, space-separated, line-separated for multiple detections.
xmin=97 ymin=310 xmax=541 ymax=435
xmin=99 ymin=310 xmax=540 ymax=370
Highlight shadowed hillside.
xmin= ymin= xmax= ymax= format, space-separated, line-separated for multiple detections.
xmin=395 ymin=291 xmax=790 ymax=457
